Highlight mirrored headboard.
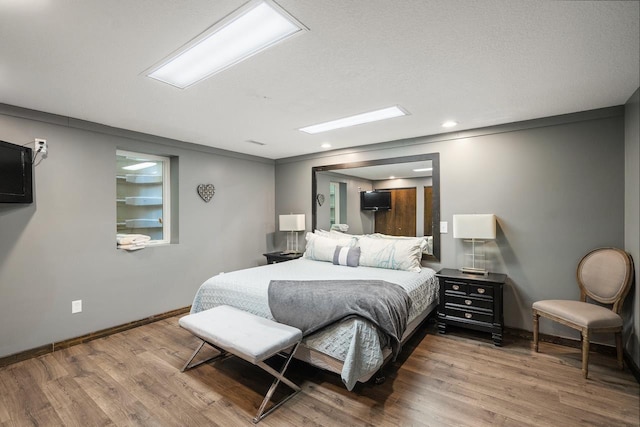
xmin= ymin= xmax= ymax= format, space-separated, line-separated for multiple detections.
xmin=312 ymin=153 xmax=440 ymax=261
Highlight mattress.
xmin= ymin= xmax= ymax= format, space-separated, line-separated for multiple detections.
xmin=190 ymin=257 xmax=438 ymax=390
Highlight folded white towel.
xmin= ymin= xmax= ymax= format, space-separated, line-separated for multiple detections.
xmin=116 ymin=234 xmax=151 ymax=245
xmin=117 ymin=242 xmax=147 ymax=251
xmin=330 ymin=223 xmax=349 ymax=232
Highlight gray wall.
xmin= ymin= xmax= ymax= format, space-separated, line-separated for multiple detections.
xmin=0 ymin=105 xmax=275 ymax=358
xmin=624 ymin=88 xmax=640 ymax=368
xmin=275 ymin=107 xmax=627 ymax=344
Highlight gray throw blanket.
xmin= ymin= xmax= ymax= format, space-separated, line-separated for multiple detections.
xmin=268 ymin=280 xmax=412 ymax=359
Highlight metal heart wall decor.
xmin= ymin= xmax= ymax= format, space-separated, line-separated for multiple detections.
xmin=197 ymin=184 xmax=215 ymax=203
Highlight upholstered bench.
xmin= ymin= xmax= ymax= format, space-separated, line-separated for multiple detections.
xmin=178 ymin=305 xmax=302 ymax=423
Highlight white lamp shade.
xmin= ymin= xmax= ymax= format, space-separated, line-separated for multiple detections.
xmin=279 ymin=214 xmax=305 ymax=231
xmin=453 ymin=214 xmax=496 ymax=239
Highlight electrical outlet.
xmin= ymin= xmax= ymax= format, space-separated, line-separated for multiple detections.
xmin=440 ymin=221 xmax=448 ymax=233
xmin=35 ymin=138 xmax=47 ymax=154
xmin=72 ymin=300 xmax=82 ymax=314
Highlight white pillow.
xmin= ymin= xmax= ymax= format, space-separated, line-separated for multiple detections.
xmin=314 ymin=229 xmax=359 ymax=240
xmin=357 ymin=235 xmax=424 ymax=272
xmin=370 ymin=233 xmax=428 ymax=252
xmin=304 ymin=232 xmax=357 ymax=262
xmin=424 ymin=235 xmax=433 ymax=255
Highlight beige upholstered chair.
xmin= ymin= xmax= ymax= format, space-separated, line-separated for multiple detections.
xmin=532 ymin=247 xmax=634 ymax=378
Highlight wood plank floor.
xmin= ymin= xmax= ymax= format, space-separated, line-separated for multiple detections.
xmin=1 ymin=316 xmax=638 ymax=426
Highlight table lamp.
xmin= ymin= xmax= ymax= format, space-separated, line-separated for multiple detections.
xmin=279 ymin=214 xmax=305 ymax=254
xmin=453 ymin=214 xmax=496 ymax=275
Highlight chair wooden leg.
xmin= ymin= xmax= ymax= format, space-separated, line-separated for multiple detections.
xmin=615 ymin=332 xmax=624 ymax=370
xmin=532 ymin=311 xmax=539 ymax=352
xmin=581 ymin=329 xmax=590 ymax=379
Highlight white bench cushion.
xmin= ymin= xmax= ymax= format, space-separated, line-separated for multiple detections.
xmin=179 ymin=305 xmax=302 ymax=364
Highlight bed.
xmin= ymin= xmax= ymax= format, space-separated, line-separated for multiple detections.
xmin=189 ymin=232 xmax=439 ymax=390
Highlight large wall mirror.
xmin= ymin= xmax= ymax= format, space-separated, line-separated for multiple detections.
xmin=312 ymin=153 xmax=440 ymax=261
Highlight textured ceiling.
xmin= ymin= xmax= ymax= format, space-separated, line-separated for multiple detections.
xmin=1 ymin=0 xmax=638 ymax=160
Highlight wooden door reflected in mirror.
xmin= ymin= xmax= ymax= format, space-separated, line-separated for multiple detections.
xmin=375 ymin=188 xmax=417 ymax=236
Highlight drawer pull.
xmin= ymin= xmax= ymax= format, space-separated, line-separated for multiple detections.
xmin=477 ymin=288 xmax=486 ymax=294
xmin=464 ymin=313 xmax=473 ymax=319
xmin=465 ymin=299 xmax=472 ymax=305
xmin=452 ymin=284 xmax=460 ymax=291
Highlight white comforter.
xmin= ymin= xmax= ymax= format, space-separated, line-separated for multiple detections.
xmin=190 ymin=257 xmax=438 ymax=390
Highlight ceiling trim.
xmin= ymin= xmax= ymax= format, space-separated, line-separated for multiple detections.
xmin=276 ymin=105 xmax=625 ymax=165
xmin=0 ymin=103 xmax=275 ymax=165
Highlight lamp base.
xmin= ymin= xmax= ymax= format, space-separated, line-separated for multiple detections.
xmin=459 ymin=238 xmax=489 ymax=275
xmin=459 ymin=266 xmax=489 ymax=276
xmin=284 ymin=231 xmax=301 ymax=254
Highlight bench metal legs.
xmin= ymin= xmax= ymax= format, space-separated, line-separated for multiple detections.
xmin=253 ymin=342 xmax=301 ymax=423
xmin=181 ymin=339 xmax=301 ymax=424
xmin=181 ymin=341 xmax=230 ymax=372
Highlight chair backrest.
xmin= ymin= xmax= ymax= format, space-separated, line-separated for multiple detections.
xmin=577 ymin=247 xmax=634 ymax=313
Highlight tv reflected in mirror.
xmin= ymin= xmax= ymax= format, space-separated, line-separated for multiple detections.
xmin=360 ymin=191 xmax=391 ymax=211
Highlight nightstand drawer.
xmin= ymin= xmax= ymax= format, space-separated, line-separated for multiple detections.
xmin=444 ymin=279 xmax=493 ymax=300
xmin=443 ymin=280 xmax=468 ymax=294
xmin=445 ymin=294 xmax=494 ymax=311
xmin=444 ymin=306 xmax=494 ymax=324
xmin=469 ymin=284 xmax=493 ymax=298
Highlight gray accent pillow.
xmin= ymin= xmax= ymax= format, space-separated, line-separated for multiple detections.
xmin=333 ymin=245 xmax=360 ymax=267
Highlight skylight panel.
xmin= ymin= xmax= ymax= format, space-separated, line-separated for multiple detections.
xmin=146 ymin=0 xmax=307 ymax=89
xmin=299 ymin=106 xmax=408 ymax=134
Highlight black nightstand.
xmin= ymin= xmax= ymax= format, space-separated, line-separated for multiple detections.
xmin=263 ymin=251 xmax=303 ymax=264
xmin=436 ymin=268 xmax=507 ymax=346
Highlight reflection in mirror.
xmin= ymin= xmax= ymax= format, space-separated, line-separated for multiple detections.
xmin=329 ymin=181 xmax=346 ymax=226
xmin=312 ymin=153 xmax=440 ymax=261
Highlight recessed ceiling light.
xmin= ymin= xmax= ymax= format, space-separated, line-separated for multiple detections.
xmin=123 ymin=162 xmax=156 ymax=171
xmin=389 ymin=176 xmax=396 ymax=179
xmin=299 ymin=106 xmax=408 ymax=134
xmin=146 ymin=0 xmax=307 ymax=89
xmin=320 ymin=143 xmax=332 ymax=149
xmin=442 ymin=120 xmax=458 ymax=128
xmin=412 ymin=167 xmax=432 ymax=172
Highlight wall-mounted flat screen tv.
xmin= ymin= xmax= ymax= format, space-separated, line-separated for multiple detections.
xmin=360 ymin=191 xmax=391 ymax=211
xmin=0 ymin=140 xmax=33 ymax=203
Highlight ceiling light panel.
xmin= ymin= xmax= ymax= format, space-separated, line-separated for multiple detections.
xmin=122 ymin=162 xmax=157 ymax=171
xmin=146 ymin=0 xmax=307 ymax=89
xmin=299 ymin=106 xmax=408 ymax=134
